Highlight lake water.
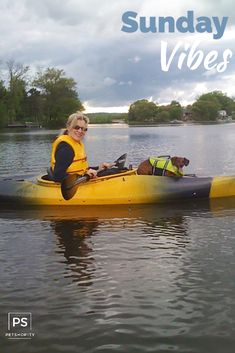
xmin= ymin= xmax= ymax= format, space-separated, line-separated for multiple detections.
xmin=0 ymin=123 xmax=235 ymax=353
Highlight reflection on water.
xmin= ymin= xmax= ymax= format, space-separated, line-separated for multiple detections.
xmin=2 ymin=195 xmax=235 ymax=221
xmin=52 ymin=219 xmax=98 ymax=287
xmin=0 ymin=200 xmax=235 ymax=353
xmin=50 ymin=208 xmax=192 ymax=288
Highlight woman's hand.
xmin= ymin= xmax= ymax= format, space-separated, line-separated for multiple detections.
xmin=98 ymin=162 xmax=114 ymax=171
xmin=86 ymin=168 xmax=98 ymax=178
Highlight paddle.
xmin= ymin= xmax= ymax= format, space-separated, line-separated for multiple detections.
xmin=61 ymin=153 xmax=127 ymax=200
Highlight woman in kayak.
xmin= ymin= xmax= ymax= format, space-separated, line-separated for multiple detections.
xmin=50 ymin=111 xmax=111 ymax=182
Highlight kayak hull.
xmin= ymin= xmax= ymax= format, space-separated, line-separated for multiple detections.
xmin=0 ymin=170 xmax=235 ymax=206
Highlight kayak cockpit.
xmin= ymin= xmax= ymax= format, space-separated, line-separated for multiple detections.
xmin=37 ymin=168 xmax=137 ymax=187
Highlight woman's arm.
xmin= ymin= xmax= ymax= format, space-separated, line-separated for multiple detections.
xmin=53 ymin=142 xmax=74 ymax=182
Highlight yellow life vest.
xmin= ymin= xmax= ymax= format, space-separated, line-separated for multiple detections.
xmin=149 ymin=157 xmax=183 ymax=176
xmin=51 ymin=135 xmax=88 ymax=175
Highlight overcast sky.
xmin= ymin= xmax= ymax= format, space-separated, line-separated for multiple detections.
xmin=0 ymin=0 xmax=235 ymax=112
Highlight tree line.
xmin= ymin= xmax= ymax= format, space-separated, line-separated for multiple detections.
xmin=0 ymin=60 xmax=83 ymax=128
xmin=1 ymin=60 xmax=235 ymax=128
xmin=128 ymin=91 xmax=235 ymax=124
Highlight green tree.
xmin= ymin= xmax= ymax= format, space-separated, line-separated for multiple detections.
xmin=6 ymin=60 xmax=29 ymax=123
xmin=156 ymin=109 xmax=171 ymax=122
xmin=168 ymin=100 xmax=183 ymax=121
xmin=33 ymin=68 xmax=83 ymax=127
xmin=24 ymin=88 xmax=45 ymax=123
xmin=197 ymin=91 xmax=235 ymax=116
xmin=128 ymin=99 xmax=158 ymax=123
xmin=191 ymin=99 xmax=220 ymax=121
xmin=0 ymin=80 xmax=8 ymax=127
xmin=191 ymin=90 xmax=235 ymax=121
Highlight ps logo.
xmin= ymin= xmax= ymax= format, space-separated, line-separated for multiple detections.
xmin=8 ymin=313 xmax=32 ymax=331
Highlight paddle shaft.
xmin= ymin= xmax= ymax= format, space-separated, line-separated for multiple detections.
xmin=66 ymin=174 xmax=90 ymax=190
xmin=61 ymin=153 xmax=127 ymax=200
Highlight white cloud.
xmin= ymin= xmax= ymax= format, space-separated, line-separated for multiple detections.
xmin=128 ymin=56 xmax=141 ymax=63
xmin=119 ymin=80 xmax=132 ymax=86
xmin=84 ymin=102 xmax=128 ymax=113
xmin=0 ymin=0 xmax=235 ymax=111
xmin=202 ymin=68 xmax=218 ymax=77
xmin=103 ymin=77 xmax=117 ymax=86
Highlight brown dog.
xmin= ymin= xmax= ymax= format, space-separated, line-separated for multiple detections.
xmin=137 ymin=156 xmax=190 ymax=177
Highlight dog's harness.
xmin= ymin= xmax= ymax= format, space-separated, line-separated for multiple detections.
xmin=151 ymin=156 xmax=170 ymax=176
xmin=149 ymin=156 xmax=184 ymax=177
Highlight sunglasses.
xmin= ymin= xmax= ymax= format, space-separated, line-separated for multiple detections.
xmin=73 ymin=125 xmax=88 ymax=132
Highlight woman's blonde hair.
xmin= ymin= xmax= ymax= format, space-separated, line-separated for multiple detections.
xmin=60 ymin=111 xmax=89 ymax=135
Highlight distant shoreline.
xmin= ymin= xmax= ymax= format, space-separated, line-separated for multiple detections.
xmin=1 ymin=120 xmax=234 ymax=132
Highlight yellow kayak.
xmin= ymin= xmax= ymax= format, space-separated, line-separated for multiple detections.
xmin=1 ymin=169 xmax=235 ymax=206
